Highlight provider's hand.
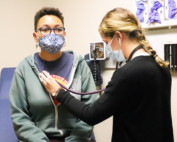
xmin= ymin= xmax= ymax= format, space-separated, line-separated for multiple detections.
xmin=39 ymin=71 xmax=61 ymax=96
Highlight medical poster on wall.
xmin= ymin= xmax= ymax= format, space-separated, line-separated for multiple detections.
xmin=135 ymin=0 xmax=177 ymax=29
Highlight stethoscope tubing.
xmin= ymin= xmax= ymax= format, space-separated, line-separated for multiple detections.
xmin=58 ymin=82 xmax=106 ymax=95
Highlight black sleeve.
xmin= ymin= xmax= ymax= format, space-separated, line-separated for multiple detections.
xmin=57 ymin=88 xmax=116 ymax=125
xmin=56 ymin=69 xmax=134 ymax=125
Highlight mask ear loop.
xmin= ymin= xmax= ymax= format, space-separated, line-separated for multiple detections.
xmin=60 ymin=33 xmax=66 ymax=47
xmin=117 ymin=36 xmax=124 ymax=66
xmin=118 ymin=36 xmax=121 ymax=50
xmin=35 ymin=32 xmax=39 ymax=48
xmin=109 ymin=34 xmax=115 ymax=46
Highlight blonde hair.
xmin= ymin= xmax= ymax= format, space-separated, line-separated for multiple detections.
xmin=99 ymin=7 xmax=169 ymax=67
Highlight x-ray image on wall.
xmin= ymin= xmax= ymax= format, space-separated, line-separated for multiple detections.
xmin=136 ymin=0 xmax=149 ymax=23
xmin=135 ymin=0 xmax=177 ymax=29
xmin=164 ymin=0 xmax=177 ymax=19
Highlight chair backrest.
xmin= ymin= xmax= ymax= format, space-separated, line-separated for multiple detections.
xmin=0 ymin=67 xmax=18 ymax=141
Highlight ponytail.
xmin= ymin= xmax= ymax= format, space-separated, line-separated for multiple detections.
xmin=129 ymin=30 xmax=169 ymax=67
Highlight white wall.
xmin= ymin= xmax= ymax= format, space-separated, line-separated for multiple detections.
xmin=0 ymin=0 xmax=177 ymax=142
xmin=0 ymin=0 xmax=51 ymax=70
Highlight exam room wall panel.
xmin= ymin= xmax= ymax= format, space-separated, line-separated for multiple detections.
xmin=0 ymin=0 xmax=177 ymax=142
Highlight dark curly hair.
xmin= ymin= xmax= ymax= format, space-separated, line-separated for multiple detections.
xmin=34 ymin=7 xmax=64 ymax=31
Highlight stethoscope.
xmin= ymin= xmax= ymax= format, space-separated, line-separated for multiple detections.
xmin=58 ymin=44 xmax=143 ymax=95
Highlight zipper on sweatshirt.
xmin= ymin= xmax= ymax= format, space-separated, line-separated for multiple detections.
xmin=54 ymin=105 xmax=58 ymax=129
xmin=49 ymin=94 xmax=63 ymax=136
xmin=49 ymin=94 xmax=58 ymax=127
xmin=33 ymin=63 xmax=59 ymax=130
xmin=67 ymin=65 xmax=76 ymax=88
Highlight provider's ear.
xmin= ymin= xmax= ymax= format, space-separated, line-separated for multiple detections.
xmin=115 ymin=31 xmax=122 ymax=40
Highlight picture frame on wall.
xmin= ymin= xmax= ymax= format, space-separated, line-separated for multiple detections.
xmin=135 ymin=0 xmax=177 ymax=29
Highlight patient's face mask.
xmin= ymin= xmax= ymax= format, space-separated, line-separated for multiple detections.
xmin=106 ymin=35 xmax=126 ymax=62
xmin=37 ymin=34 xmax=65 ymax=54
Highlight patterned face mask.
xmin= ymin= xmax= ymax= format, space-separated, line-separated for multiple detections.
xmin=37 ymin=34 xmax=65 ymax=54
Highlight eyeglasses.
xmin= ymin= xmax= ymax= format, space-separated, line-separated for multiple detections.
xmin=37 ymin=27 xmax=65 ymax=35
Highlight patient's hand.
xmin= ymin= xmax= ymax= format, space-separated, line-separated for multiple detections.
xmin=39 ymin=71 xmax=61 ymax=94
